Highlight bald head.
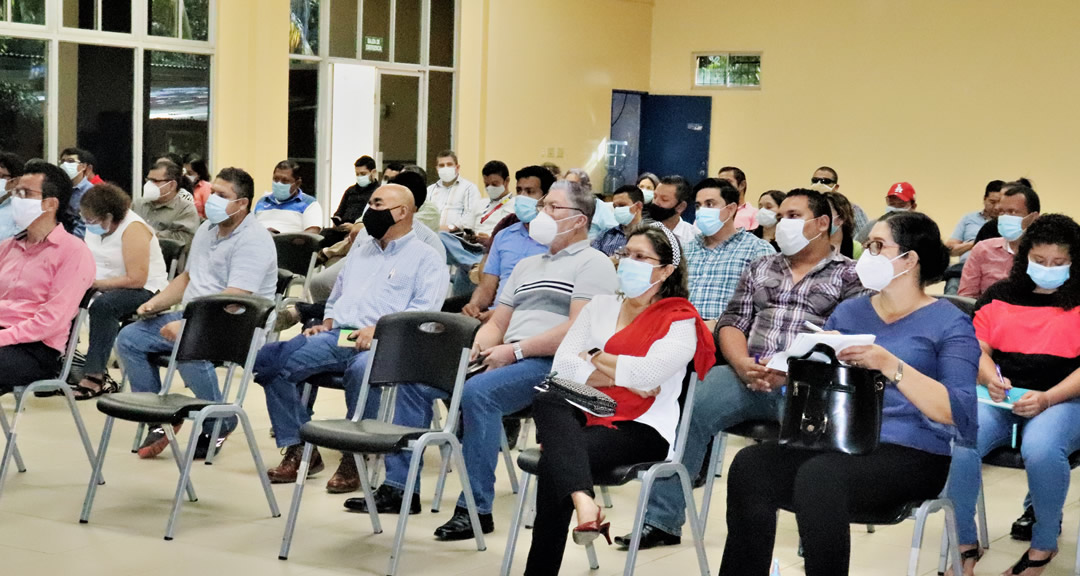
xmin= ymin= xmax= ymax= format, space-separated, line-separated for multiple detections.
xmin=372 ymin=183 xmax=415 ymax=211
xmin=366 ymin=183 xmax=414 ymax=244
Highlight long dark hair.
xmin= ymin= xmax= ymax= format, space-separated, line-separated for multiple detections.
xmin=825 ymin=191 xmax=856 ymax=258
xmin=626 ymin=225 xmax=689 ymax=300
xmin=881 ymin=211 xmax=950 ymax=287
xmin=1003 ymin=214 xmax=1080 ymax=310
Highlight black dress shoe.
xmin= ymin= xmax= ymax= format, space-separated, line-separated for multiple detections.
xmin=1011 ymin=506 xmax=1035 ymax=541
xmin=343 ymin=484 xmax=421 ymax=515
xmin=613 ymin=524 xmax=681 ymax=550
xmin=433 ymin=506 xmax=494 ymax=541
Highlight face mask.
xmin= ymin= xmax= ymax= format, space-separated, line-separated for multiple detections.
xmin=855 ymin=250 xmax=912 ymax=291
xmin=61 ymin=161 xmax=80 ymax=180
xmin=775 ymin=217 xmax=821 ymax=256
xmin=437 ymin=166 xmax=457 ymax=183
xmin=0 ymin=178 xmax=7 ymax=193
xmin=204 ymin=194 xmax=238 ymax=225
xmin=640 ymin=187 xmax=655 ymax=204
xmin=1027 ymin=260 xmax=1070 ymax=290
xmin=271 ymin=181 xmax=293 ymax=201
xmin=486 ymin=185 xmax=506 ymax=198
xmin=998 ymin=214 xmax=1025 ymax=241
xmin=695 ymin=207 xmax=728 ymax=236
xmin=755 ymin=208 xmax=778 ymax=228
xmin=86 ymin=220 xmax=109 ymax=236
xmin=356 ymin=174 xmax=372 ymax=187
xmin=618 ymin=257 xmax=662 ymax=298
xmin=884 ymin=206 xmax=910 ymax=214
xmin=528 ymin=212 xmax=577 ymax=246
xmin=830 ymin=222 xmax=841 ymax=236
xmin=362 ymin=205 xmax=399 ymax=240
xmin=808 ymin=182 xmax=835 ymax=194
xmin=515 ymin=196 xmax=539 ymax=223
xmin=646 ymin=202 xmax=677 ymax=222
xmin=11 ymin=196 xmax=45 ymax=232
xmin=185 ymin=173 xmax=197 ymax=184
xmin=142 ymin=180 xmax=162 ymax=202
xmin=614 ymin=206 xmax=635 ymax=226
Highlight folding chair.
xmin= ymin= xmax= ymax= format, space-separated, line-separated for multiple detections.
xmin=79 ymin=294 xmax=279 ymax=540
xmin=157 ymin=237 xmax=187 ymax=281
xmin=0 ymin=289 xmax=100 ymax=501
xmin=500 ymin=373 xmax=711 ymax=576
xmin=700 ymin=419 xmax=780 ymax=533
xmin=273 ymin=233 xmax=322 ymax=301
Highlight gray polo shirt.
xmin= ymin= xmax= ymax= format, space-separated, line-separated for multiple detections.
xmin=183 ymin=214 xmax=278 ymax=303
xmin=134 ymin=193 xmax=201 ymax=246
xmin=498 ymin=239 xmax=618 ymax=344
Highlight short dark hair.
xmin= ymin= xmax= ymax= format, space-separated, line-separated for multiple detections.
xmin=185 ymin=154 xmax=210 ymax=182
xmin=541 ymin=162 xmax=561 ymax=177
xmin=824 ymin=191 xmax=856 ymax=237
xmin=61 ymin=147 xmax=97 ymax=169
xmin=274 ymin=159 xmax=302 ymax=180
xmin=23 ymin=161 xmax=74 ymax=230
xmin=693 ymin=177 xmax=740 ymax=206
xmin=436 ymin=150 xmax=458 ymax=164
xmin=759 ymin=189 xmax=786 ymax=206
xmin=515 ymin=165 xmax=557 ymax=193
xmin=882 ymin=212 xmax=950 ymax=287
xmin=717 ymin=166 xmax=746 ymax=185
xmin=157 ymin=152 xmax=184 ymax=167
xmin=215 ymin=167 xmax=255 ymax=204
xmin=354 ymin=155 xmax=377 ymax=170
xmin=984 ymin=179 xmax=1005 ymax=198
xmin=815 ymin=166 xmax=838 ymax=182
xmin=627 ymin=225 xmax=689 ymax=300
xmin=783 ymin=188 xmax=832 ymax=229
xmin=391 ymin=171 xmax=428 ymax=208
xmin=482 ymin=160 xmax=510 ymax=180
xmin=1003 ymin=185 xmax=1040 ymax=214
xmin=1006 ymin=214 xmax=1080 ymax=309
xmin=660 ymin=175 xmax=692 ymax=205
xmin=402 ymin=164 xmax=428 ymax=183
xmin=152 ymin=160 xmax=183 ymax=189
xmin=612 ymin=184 xmax=644 ymax=204
xmin=0 ymin=152 xmax=24 ymax=179
xmin=81 ymin=183 xmax=131 ymax=223
xmin=385 ymin=162 xmax=405 ymax=173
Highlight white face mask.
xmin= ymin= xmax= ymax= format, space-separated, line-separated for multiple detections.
xmin=143 ymin=180 xmax=162 ymax=202
xmin=884 ymin=205 xmax=910 ymax=214
xmin=61 ymin=161 xmax=81 ymax=180
xmin=0 ymin=179 xmax=7 ymax=195
xmin=11 ymin=196 xmax=45 ymax=231
xmin=775 ymin=217 xmax=821 ymax=256
xmin=486 ymin=185 xmax=506 ymax=198
xmin=437 ymin=166 xmax=457 ymax=183
xmin=356 ymin=173 xmax=372 ymax=187
xmin=528 ymin=211 xmax=578 ymax=246
xmin=756 ymin=208 xmax=778 ymax=228
xmin=855 ymin=250 xmax=912 ymax=291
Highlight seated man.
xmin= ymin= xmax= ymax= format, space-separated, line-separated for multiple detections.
xmin=855 ymin=182 xmax=917 ymax=244
xmin=254 ymin=159 xmax=323 ymax=234
xmin=134 ymin=160 xmax=200 ymax=245
xmin=59 ymin=146 xmax=102 ymax=238
xmin=0 ymin=152 xmax=25 ymax=242
xmin=460 ymin=165 xmax=554 ymax=321
xmin=647 ymin=175 xmax=699 ymax=246
xmin=944 ymin=180 xmax=1003 ymax=294
xmin=344 ymin=181 xmax=618 ymax=538
xmin=0 ymin=163 xmax=95 ymax=393
xmin=323 ymin=155 xmax=380 ymax=246
xmin=257 ymin=184 xmax=448 ymax=493
xmin=959 ymin=184 xmax=1040 ymax=299
xmin=614 ymin=188 xmax=868 ymax=549
xmin=591 ymin=184 xmax=645 ymax=257
xmin=119 ymin=168 xmax=278 ymax=459
xmin=717 ymin=166 xmax=758 ymax=231
xmin=381 ymin=161 xmax=404 ymax=185
xmin=442 ymin=160 xmax=517 ymax=298
xmin=809 ymin=166 xmax=869 ymax=234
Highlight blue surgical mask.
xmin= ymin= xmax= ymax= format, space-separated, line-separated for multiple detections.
xmin=830 ymin=222 xmax=840 ymax=236
xmin=86 ymin=222 xmax=108 ymax=236
xmin=614 ymin=205 xmax=635 ymax=226
xmin=617 ymin=257 xmax=661 ymax=298
xmin=640 ymin=188 xmax=655 ymax=204
xmin=205 ymin=194 xmax=237 ymax=225
xmin=271 ymin=181 xmax=293 ymax=201
xmin=1027 ymin=260 xmax=1070 ymax=290
xmin=998 ymin=214 xmax=1025 ymax=241
xmin=515 ymin=195 xmax=539 ymax=223
xmin=695 ymin=207 xmax=727 ymax=236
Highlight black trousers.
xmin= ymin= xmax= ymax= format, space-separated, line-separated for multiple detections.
xmin=0 ymin=341 xmax=61 ymax=395
xmin=719 ymin=442 xmax=951 ymax=576
xmin=524 ymin=392 xmax=669 ymax=576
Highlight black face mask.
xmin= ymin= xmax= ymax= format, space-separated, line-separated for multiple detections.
xmin=646 ymin=202 xmax=678 ymax=222
xmin=362 ymin=205 xmax=399 ymax=239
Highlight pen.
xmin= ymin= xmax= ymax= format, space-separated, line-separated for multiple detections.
xmin=754 ymin=354 xmax=761 ymax=365
xmin=803 ymin=321 xmax=824 ymax=333
xmin=995 ymin=364 xmax=1010 ymax=402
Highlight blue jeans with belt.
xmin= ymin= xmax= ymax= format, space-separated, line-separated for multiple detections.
xmin=440 ymin=232 xmax=484 ymax=299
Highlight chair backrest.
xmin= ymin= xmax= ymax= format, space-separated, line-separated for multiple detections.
xmin=365 ymin=311 xmax=481 ymax=393
xmin=172 ymin=294 xmax=276 ymax=365
xmin=157 ymin=237 xmax=187 ymax=280
xmin=273 ymin=233 xmax=322 ymax=277
xmin=671 ymin=370 xmax=700 ymax=462
xmin=277 ymin=268 xmax=301 ymax=296
xmin=936 ymin=294 xmax=977 ymax=319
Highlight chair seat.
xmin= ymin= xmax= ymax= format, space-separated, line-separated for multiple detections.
xmin=724 ymin=420 xmax=780 ymax=442
xmin=983 ymin=446 xmax=1080 ymax=469
xmin=97 ymin=392 xmax=216 ymax=424
xmin=779 ymin=499 xmax=922 ymax=526
xmin=306 ymin=372 xmax=346 ymax=390
xmin=299 ymin=419 xmax=429 ymax=454
xmin=516 ymin=448 xmax=663 ymax=487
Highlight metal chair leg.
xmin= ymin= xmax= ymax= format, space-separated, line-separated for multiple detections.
xmin=600 ymin=485 xmax=613 ymax=509
xmin=80 ymin=416 xmax=115 ymax=523
xmin=714 ymin=432 xmax=728 ymax=477
xmin=164 ymin=420 xmax=204 ymax=540
xmin=677 ymin=467 xmax=711 ymax=576
xmin=701 ymin=434 xmax=724 ymax=534
xmin=0 ymin=401 xmax=26 ymax=474
xmin=0 ymin=407 xmax=24 ymax=498
xmin=432 ymin=444 xmax=451 ymax=513
xmin=499 ymin=470 xmax=533 ymax=576
xmin=387 ymin=445 xmax=427 ymax=576
xmin=585 ymin=541 xmax=600 ymax=570
xmin=500 ymin=427 xmax=519 ymax=495
xmin=452 ymin=438 xmax=487 ymax=552
xmin=236 ymin=409 xmax=278 ymax=517
xmin=525 ymin=480 xmax=538 ymax=529
xmin=57 ymin=383 xmax=100 ymax=475
xmin=622 ymin=474 xmax=656 ymax=576
xmin=163 ymin=424 xmax=198 ymax=502
xmin=937 ymin=523 xmax=949 ymax=575
xmin=354 ymin=452 xmax=383 ymax=534
xmin=131 ymin=422 xmax=146 ymax=453
xmin=518 ymin=418 xmax=532 ymax=450
xmin=279 ymin=442 xmax=314 ymax=560
xmin=204 ymin=366 xmax=237 ymax=465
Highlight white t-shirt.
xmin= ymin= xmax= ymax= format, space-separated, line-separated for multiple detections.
xmin=253 ymin=191 xmax=323 ymax=234
xmin=85 ymin=210 xmax=170 ymax=293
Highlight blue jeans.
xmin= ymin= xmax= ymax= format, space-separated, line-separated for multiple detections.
xmin=256 ymin=330 xmax=381 ymax=448
xmin=645 ymin=365 xmax=785 ymax=537
xmin=383 ymin=356 xmax=553 ymax=514
xmin=948 ymin=398 xmax=1080 ymax=551
xmin=116 ymin=312 xmax=236 ymax=435
xmin=440 ymin=232 xmax=483 ymax=299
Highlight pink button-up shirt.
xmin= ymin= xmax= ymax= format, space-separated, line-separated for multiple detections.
xmin=0 ymin=225 xmax=95 ymax=352
xmin=958 ymin=237 xmax=1014 ymax=299
xmin=735 ymin=203 xmax=759 ymax=231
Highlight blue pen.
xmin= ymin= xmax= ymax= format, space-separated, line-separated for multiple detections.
xmin=995 ymin=364 xmax=1011 ymax=402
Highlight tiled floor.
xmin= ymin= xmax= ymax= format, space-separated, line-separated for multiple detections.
xmin=2 ymin=373 xmax=1079 ymax=575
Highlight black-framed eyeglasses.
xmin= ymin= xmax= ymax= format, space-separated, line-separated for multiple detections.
xmin=811 ymin=177 xmax=836 ymax=186
xmin=614 ymin=248 xmax=660 ymax=263
xmin=537 ymin=202 xmax=584 ymax=215
xmin=864 ymin=240 xmax=901 ymax=256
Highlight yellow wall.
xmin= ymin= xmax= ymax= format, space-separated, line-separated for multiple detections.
xmin=649 ymin=0 xmax=1080 ymax=231
xmin=212 ymin=0 xmax=290 ymax=196
xmin=457 ymin=0 xmax=654 ymax=186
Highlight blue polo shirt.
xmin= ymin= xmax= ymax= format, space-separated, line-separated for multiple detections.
xmin=254 ymin=190 xmax=323 ymax=234
xmin=482 ymin=221 xmax=547 ymax=308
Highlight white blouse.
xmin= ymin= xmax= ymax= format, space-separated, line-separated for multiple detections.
xmin=552 ymin=294 xmax=697 ymax=450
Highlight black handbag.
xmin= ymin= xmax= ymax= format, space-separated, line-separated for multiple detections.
xmin=779 ymin=343 xmax=887 ymax=455
xmin=536 ymin=373 xmax=617 ymax=417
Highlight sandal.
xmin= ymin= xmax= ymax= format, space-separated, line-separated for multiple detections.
xmin=72 ymin=374 xmax=117 ymax=401
xmin=945 ymin=547 xmax=983 ymax=576
xmin=1006 ymin=550 xmax=1055 ymax=576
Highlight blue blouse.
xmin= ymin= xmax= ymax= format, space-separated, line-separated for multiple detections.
xmin=824 ymin=296 xmax=979 ymax=456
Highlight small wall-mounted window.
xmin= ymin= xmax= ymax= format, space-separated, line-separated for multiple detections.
xmin=694 ymin=53 xmax=761 ymax=88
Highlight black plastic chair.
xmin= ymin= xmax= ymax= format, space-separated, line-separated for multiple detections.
xmin=278 ymin=311 xmax=482 ymax=576
xmin=273 ymin=233 xmax=322 ymax=300
xmin=80 ymin=294 xmax=279 ymax=540
xmin=700 ymin=419 xmax=780 ymax=531
xmin=157 ymin=237 xmax=187 ymax=281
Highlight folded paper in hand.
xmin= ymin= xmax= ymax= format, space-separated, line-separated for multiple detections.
xmin=765 ymin=333 xmax=877 ymax=373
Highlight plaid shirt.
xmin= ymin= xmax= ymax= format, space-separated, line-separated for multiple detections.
xmin=685 ymin=229 xmax=775 ymax=319
xmin=590 ymin=225 xmax=631 ymax=256
xmin=718 ymin=250 xmax=870 ymax=358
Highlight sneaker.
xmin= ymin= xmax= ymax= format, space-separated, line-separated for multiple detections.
xmin=193 ymin=430 xmax=232 ymax=460
xmin=138 ymin=423 xmax=182 ymax=459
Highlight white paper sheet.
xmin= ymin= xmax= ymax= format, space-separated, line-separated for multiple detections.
xmin=765 ymin=333 xmax=877 ymax=373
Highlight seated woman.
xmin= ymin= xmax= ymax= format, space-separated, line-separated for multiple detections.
xmin=183 ymin=154 xmax=212 ymax=220
xmin=719 ymin=211 xmax=980 ymax=576
xmin=947 ymin=214 xmax=1080 ymax=576
xmin=76 ymin=183 xmax=170 ymax=398
xmin=825 ymin=189 xmax=863 ymax=259
xmin=751 ymin=189 xmax=784 ymax=252
xmin=523 ymin=224 xmax=715 ymax=576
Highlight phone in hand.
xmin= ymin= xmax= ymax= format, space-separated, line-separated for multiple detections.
xmin=467 ymin=357 xmax=487 ymax=377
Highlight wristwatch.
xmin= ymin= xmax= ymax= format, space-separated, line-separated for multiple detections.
xmin=587 ymin=347 xmax=602 ymax=360
xmin=513 ymin=342 xmax=524 ymax=362
xmin=891 ymin=360 xmax=905 ymax=385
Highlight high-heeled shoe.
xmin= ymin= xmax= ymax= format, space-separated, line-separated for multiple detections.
xmin=572 ymin=511 xmax=612 ymax=546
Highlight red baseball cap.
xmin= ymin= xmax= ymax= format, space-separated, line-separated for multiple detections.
xmin=886 ymin=182 xmax=916 ymax=203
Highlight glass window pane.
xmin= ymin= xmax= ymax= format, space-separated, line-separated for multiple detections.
xmin=290 ymin=0 xmax=319 ymax=56
xmin=14 ymin=0 xmax=47 ymax=25
xmin=394 ymin=0 xmax=421 ymax=64
xmin=379 ymin=74 xmax=419 ymax=167
xmin=695 ymin=55 xmax=727 ymax=87
xmin=429 ymin=0 xmax=455 ymax=67
xmin=0 ymin=37 xmax=48 ymax=161
xmin=103 ymin=1 xmax=132 ymax=33
xmin=361 ymin=0 xmax=390 ymax=62
xmin=144 ymin=51 xmax=210 ymax=183
xmin=426 ymin=71 xmax=453 ymax=183
xmin=328 ymin=0 xmax=357 ymax=58
xmin=63 ymin=0 xmax=93 ymax=29
xmin=289 ymin=60 xmax=319 ymax=195
xmin=181 ymin=0 xmax=209 ymax=41
xmin=149 ymin=0 xmax=177 ymax=38
xmin=728 ymin=54 xmax=761 ymax=87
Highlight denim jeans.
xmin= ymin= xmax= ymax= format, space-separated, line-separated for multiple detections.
xmin=116 ymin=312 xmax=236 ymax=435
xmin=256 ymin=330 xmax=380 ymax=448
xmin=948 ymin=398 xmax=1080 ymax=551
xmin=645 ymin=365 xmax=785 ymax=537
xmin=383 ymin=356 xmax=553 ymax=514
xmin=439 ymin=232 xmax=483 ymax=299
xmin=85 ymin=288 xmax=153 ymax=375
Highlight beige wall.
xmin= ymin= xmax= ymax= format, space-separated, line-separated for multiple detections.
xmin=650 ymin=0 xmax=1080 ymax=232
xmin=457 ymin=0 xmax=654 ymax=186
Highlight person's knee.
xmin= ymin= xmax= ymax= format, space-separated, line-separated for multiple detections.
xmin=115 ymin=323 xmax=142 ymax=356
xmin=792 ymin=457 xmax=842 ymax=514
xmin=1020 ymin=438 xmax=1067 ymax=471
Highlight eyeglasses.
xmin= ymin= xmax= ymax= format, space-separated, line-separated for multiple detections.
xmin=864 ymin=240 xmax=902 ymax=256
xmin=537 ymin=202 xmax=584 ymax=215
xmin=146 ymin=178 xmax=170 ymax=185
xmin=614 ymin=248 xmax=660 ymax=263
xmin=11 ymin=187 xmax=43 ymax=199
xmin=811 ymin=177 xmax=836 ymax=186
